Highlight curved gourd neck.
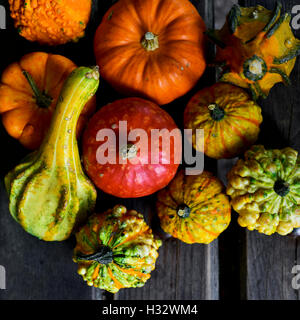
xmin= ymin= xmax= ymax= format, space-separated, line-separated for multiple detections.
xmin=39 ymin=67 xmax=99 ymax=166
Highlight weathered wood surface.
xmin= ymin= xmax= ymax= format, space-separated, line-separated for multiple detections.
xmin=0 ymin=0 xmax=300 ymax=301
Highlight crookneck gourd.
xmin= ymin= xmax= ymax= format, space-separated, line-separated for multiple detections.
xmin=227 ymin=145 xmax=300 ymax=236
xmin=156 ymin=170 xmax=231 ymax=244
xmin=5 ymin=66 xmax=99 ymax=241
xmin=207 ymin=2 xmax=300 ymax=100
xmin=73 ymin=205 xmax=162 ymax=293
xmin=184 ymin=83 xmax=263 ymax=159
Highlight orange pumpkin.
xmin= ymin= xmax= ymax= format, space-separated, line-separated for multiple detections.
xmin=0 ymin=52 xmax=96 ymax=150
xmin=94 ymin=0 xmax=206 ymax=105
xmin=9 ymin=0 xmax=92 ymax=45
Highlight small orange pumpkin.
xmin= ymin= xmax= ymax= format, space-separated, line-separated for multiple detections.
xmin=94 ymin=0 xmax=206 ymax=105
xmin=0 ymin=52 xmax=96 ymax=150
xmin=9 ymin=0 xmax=92 ymax=45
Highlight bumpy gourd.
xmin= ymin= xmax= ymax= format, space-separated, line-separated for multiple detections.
xmin=5 ymin=66 xmax=99 ymax=241
xmin=184 ymin=83 xmax=263 ymax=159
xmin=227 ymin=145 xmax=300 ymax=236
xmin=9 ymin=0 xmax=91 ymax=45
xmin=73 ymin=205 xmax=162 ymax=293
xmin=157 ymin=170 xmax=231 ymax=244
xmin=207 ymin=2 xmax=300 ymax=99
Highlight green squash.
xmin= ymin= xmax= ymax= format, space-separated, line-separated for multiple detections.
xmin=227 ymin=145 xmax=300 ymax=235
xmin=5 ymin=66 xmax=99 ymax=241
xmin=73 ymin=205 xmax=162 ymax=293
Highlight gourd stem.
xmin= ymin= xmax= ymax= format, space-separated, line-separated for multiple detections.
xmin=177 ymin=204 xmax=191 ymax=218
xmin=141 ymin=32 xmax=159 ymax=51
xmin=120 ymin=144 xmax=138 ymax=160
xmin=76 ymin=246 xmax=113 ymax=265
xmin=274 ymin=179 xmax=290 ymax=197
xmin=22 ymin=70 xmax=53 ymax=109
xmin=208 ymin=103 xmax=225 ymax=121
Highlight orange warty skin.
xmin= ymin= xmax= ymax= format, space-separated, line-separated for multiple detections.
xmin=0 ymin=52 xmax=96 ymax=150
xmin=94 ymin=0 xmax=207 ymax=105
xmin=9 ymin=0 xmax=92 ymax=45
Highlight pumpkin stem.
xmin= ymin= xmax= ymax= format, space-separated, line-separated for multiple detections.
xmin=208 ymin=103 xmax=225 ymax=121
xmin=120 ymin=143 xmax=138 ymax=160
xmin=76 ymin=246 xmax=113 ymax=265
xmin=141 ymin=32 xmax=159 ymax=51
xmin=177 ymin=204 xmax=191 ymax=218
xmin=22 ymin=70 xmax=53 ymax=109
xmin=274 ymin=179 xmax=290 ymax=197
xmin=243 ymin=55 xmax=267 ymax=82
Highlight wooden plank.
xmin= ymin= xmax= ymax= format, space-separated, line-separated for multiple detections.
xmin=238 ymin=0 xmax=300 ymax=300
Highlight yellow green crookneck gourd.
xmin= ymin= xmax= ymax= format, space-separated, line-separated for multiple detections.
xmin=5 ymin=66 xmax=99 ymax=241
xmin=73 ymin=205 xmax=162 ymax=293
xmin=207 ymin=2 xmax=300 ymax=100
xmin=227 ymin=145 xmax=300 ymax=236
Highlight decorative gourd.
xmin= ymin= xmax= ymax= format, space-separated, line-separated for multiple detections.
xmin=73 ymin=205 xmax=162 ymax=293
xmin=94 ymin=0 xmax=206 ymax=105
xmin=156 ymin=170 xmax=231 ymax=244
xmin=0 ymin=52 xmax=96 ymax=150
xmin=207 ymin=2 xmax=300 ymax=100
xmin=227 ymin=145 xmax=300 ymax=236
xmin=5 ymin=66 xmax=99 ymax=241
xmin=184 ymin=83 xmax=263 ymax=159
xmin=83 ymin=97 xmax=181 ymax=198
xmin=9 ymin=0 xmax=92 ymax=45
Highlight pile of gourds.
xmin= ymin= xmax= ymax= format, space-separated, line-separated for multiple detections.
xmin=1 ymin=0 xmax=300 ymax=293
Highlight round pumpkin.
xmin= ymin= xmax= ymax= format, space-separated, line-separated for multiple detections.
xmin=9 ymin=0 xmax=92 ymax=45
xmin=0 ymin=52 xmax=96 ymax=150
xmin=73 ymin=205 xmax=162 ymax=293
xmin=227 ymin=145 xmax=300 ymax=236
xmin=207 ymin=2 xmax=300 ymax=99
xmin=184 ymin=83 xmax=263 ymax=160
xmin=94 ymin=0 xmax=206 ymax=105
xmin=83 ymin=97 xmax=181 ymax=198
xmin=156 ymin=170 xmax=231 ymax=244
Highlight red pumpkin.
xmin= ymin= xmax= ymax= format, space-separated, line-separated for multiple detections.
xmin=83 ymin=98 xmax=181 ymax=198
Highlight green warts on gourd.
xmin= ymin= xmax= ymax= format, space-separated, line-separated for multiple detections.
xmin=73 ymin=205 xmax=162 ymax=293
xmin=5 ymin=66 xmax=99 ymax=241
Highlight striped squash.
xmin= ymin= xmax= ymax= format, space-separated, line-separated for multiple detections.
xmin=184 ymin=83 xmax=263 ymax=159
xmin=156 ymin=170 xmax=231 ymax=244
xmin=73 ymin=205 xmax=162 ymax=293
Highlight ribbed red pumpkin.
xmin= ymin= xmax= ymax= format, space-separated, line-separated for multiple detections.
xmin=82 ymin=98 xmax=181 ymax=198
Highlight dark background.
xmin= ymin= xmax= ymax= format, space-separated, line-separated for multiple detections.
xmin=0 ymin=0 xmax=299 ymax=300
